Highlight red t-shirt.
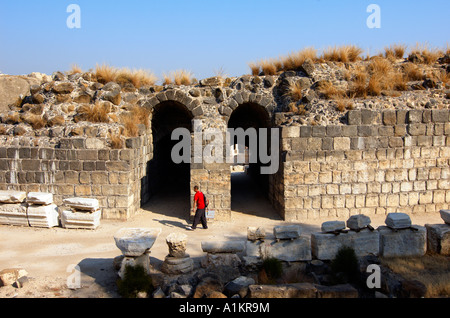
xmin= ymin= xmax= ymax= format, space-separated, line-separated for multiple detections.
xmin=194 ymin=191 xmax=205 ymax=209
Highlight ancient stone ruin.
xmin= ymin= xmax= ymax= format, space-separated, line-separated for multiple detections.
xmin=0 ymin=50 xmax=449 ymax=224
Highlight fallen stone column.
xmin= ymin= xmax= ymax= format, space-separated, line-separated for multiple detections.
xmin=0 ymin=190 xmax=28 ymax=227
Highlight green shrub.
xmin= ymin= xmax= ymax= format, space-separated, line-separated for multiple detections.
xmin=330 ymin=246 xmax=359 ymax=283
xmin=262 ymin=257 xmax=283 ymax=281
xmin=117 ymin=265 xmax=154 ymax=298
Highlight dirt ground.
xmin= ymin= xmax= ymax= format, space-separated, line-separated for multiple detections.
xmin=0 ymin=173 xmax=445 ymax=298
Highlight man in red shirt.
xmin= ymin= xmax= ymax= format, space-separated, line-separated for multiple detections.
xmin=187 ymin=186 xmax=208 ymax=231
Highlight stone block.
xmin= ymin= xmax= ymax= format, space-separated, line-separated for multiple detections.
xmin=161 ymin=255 xmax=194 ymax=275
xmin=425 ymin=224 xmax=450 ymax=255
xmin=385 ymin=213 xmax=412 ymax=229
xmin=27 ymin=204 xmax=59 ymax=228
xmin=378 ymin=226 xmax=426 ymax=258
xmin=311 ymin=229 xmax=379 ymax=260
xmin=61 ymin=209 xmax=101 ymax=230
xmin=0 ymin=190 xmax=26 ymax=204
xmin=248 ymin=283 xmax=317 ymax=298
xmin=266 ymin=236 xmax=312 ymax=262
xmin=201 ymin=241 xmax=245 ymax=254
xmin=321 ymin=221 xmax=346 ymax=233
xmin=114 ymin=228 xmax=161 ymax=256
xmin=166 ymin=232 xmax=188 ymax=258
xmin=347 ymin=110 xmax=361 ymax=125
xmin=0 ymin=203 xmax=28 ymax=226
xmin=440 ymin=210 xmax=450 ymax=225
xmin=347 ymin=215 xmax=371 ymax=231
xmin=247 ymin=227 xmax=266 ymax=241
xmin=63 ymin=197 xmax=99 ymax=211
xmin=26 ymin=192 xmax=53 ymax=205
xmin=0 ymin=268 xmax=28 ymax=287
xmin=273 ymin=225 xmax=302 ymax=240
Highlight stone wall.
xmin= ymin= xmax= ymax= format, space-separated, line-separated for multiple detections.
xmin=280 ymin=109 xmax=450 ymax=222
xmin=0 ymin=133 xmax=152 ymax=220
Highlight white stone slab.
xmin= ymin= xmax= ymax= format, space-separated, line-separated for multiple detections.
xmin=61 ymin=210 xmax=101 ymax=230
xmin=0 ymin=203 xmax=29 ymax=226
xmin=385 ymin=213 xmax=412 ymax=229
xmin=321 ymin=221 xmax=346 ymax=233
xmin=27 ymin=204 xmax=59 ymax=228
xmin=378 ymin=225 xmax=426 ymax=258
xmin=440 ymin=210 xmax=450 ymax=225
xmin=114 ymin=228 xmax=161 ymax=257
xmin=201 ymin=241 xmax=246 ymax=254
xmin=273 ymin=225 xmax=302 ymax=240
xmin=347 ymin=215 xmax=371 ymax=230
xmin=0 ymin=191 xmax=26 ymax=204
xmin=63 ymin=197 xmax=99 ymax=211
xmin=27 ymin=192 xmax=53 ymax=205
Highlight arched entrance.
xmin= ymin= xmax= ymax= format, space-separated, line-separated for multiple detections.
xmin=227 ymin=102 xmax=280 ymax=219
xmin=141 ymin=101 xmax=193 ymax=212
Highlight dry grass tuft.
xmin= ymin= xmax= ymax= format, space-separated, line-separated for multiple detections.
xmin=381 ymin=255 xmax=450 ymax=298
xmin=163 ymin=70 xmax=194 ymax=86
xmin=75 ymin=102 xmax=111 ymax=123
xmin=68 ymin=64 xmax=83 ymax=75
xmin=109 ymin=131 xmax=124 ymax=149
xmin=322 ymin=45 xmax=364 ymax=63
xmin=402 ymin=63 xmax=425 ymax=81
xmin=317 ymin=80 xmax=346 ymax=99
xmin=119 ymin=106 xmax=151 ymax=137
xmin=335 ymin=97 xmax=354 ymax=112
xmin=288 ymin=82 xmax=303 ymax=101
xmin=94 ymin=64 xmax=157 ymax=88
xmin=409 ymin=44 xmax=443 ymax=65
xmin=384 ymin=44 xmax=407 ymax=61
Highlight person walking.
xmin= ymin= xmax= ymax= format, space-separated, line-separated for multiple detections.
xmin=187 ymin=186 xmax=209 ymax=231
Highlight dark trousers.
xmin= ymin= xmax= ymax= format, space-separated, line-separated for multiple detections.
xmin=192 ymin=208 xmax=208 ymax=229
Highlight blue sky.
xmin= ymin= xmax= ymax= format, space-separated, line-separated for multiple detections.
xmin=0 ymin=0 xmax=449 ymax=82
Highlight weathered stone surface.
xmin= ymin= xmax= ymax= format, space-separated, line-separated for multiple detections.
xmin=0 ymin=75 xmax=40 ymax=113
xmin=440 ymin=210 xmax=450 ymax=225
xmin=161 ymin=255 xmax=194 ymax=275
xmin=0 ymin=191 xmax=26 ymax=204
xmin=118 ymin=253 xmax=151 ymax=279
xmin=114 ymin=228 xmax=161 ymax=256
xmin=0 ymin=268 xmax=28 ymax=287
xmin=27 ymin=204 xmax=59 ymax=228
xmin=248 ymin=283 xmax=317 ymax=298
xmin=311 ymin=229 xmax=379 ymax=260
xmin=247 ymin=227 xmax=266 ymax=241
xmin=201 ymin=253 xmax=242 ymax=268
xmin=321 ymin=221 xmax=346 ymax=233
xmin=385 ymin=213 xmax=412 ymax=229
xmin=346 ymin=215 xmax=371 ymax=231
xmin=26 ymin=192 xmax=53 ymax=205
xmin=378 ymin=226 xmax=426 ymax=258
xmin=425 ymin=224 xmax=450 ymax=255
xmin=166 ymin=232 xmax=188 ymax=258
xmin=224 ymin=276 xmax=255 ymax=298
xmin=0 ymin=203 xmax=28 ymax=226
xmin=267 ymin=237 xmax=312 ymax=262
xmin=201 ymin=241 xmax=245 ymax=254
xmin=63 ymin=197 xmax=99 ymax=211
xmin=273 ymin=225 xmax=301 ymax=240
xmin=315 ymin=284 xmax=359 ymax=298
xmin=61 ymin=209 xmax=101 ymax=230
